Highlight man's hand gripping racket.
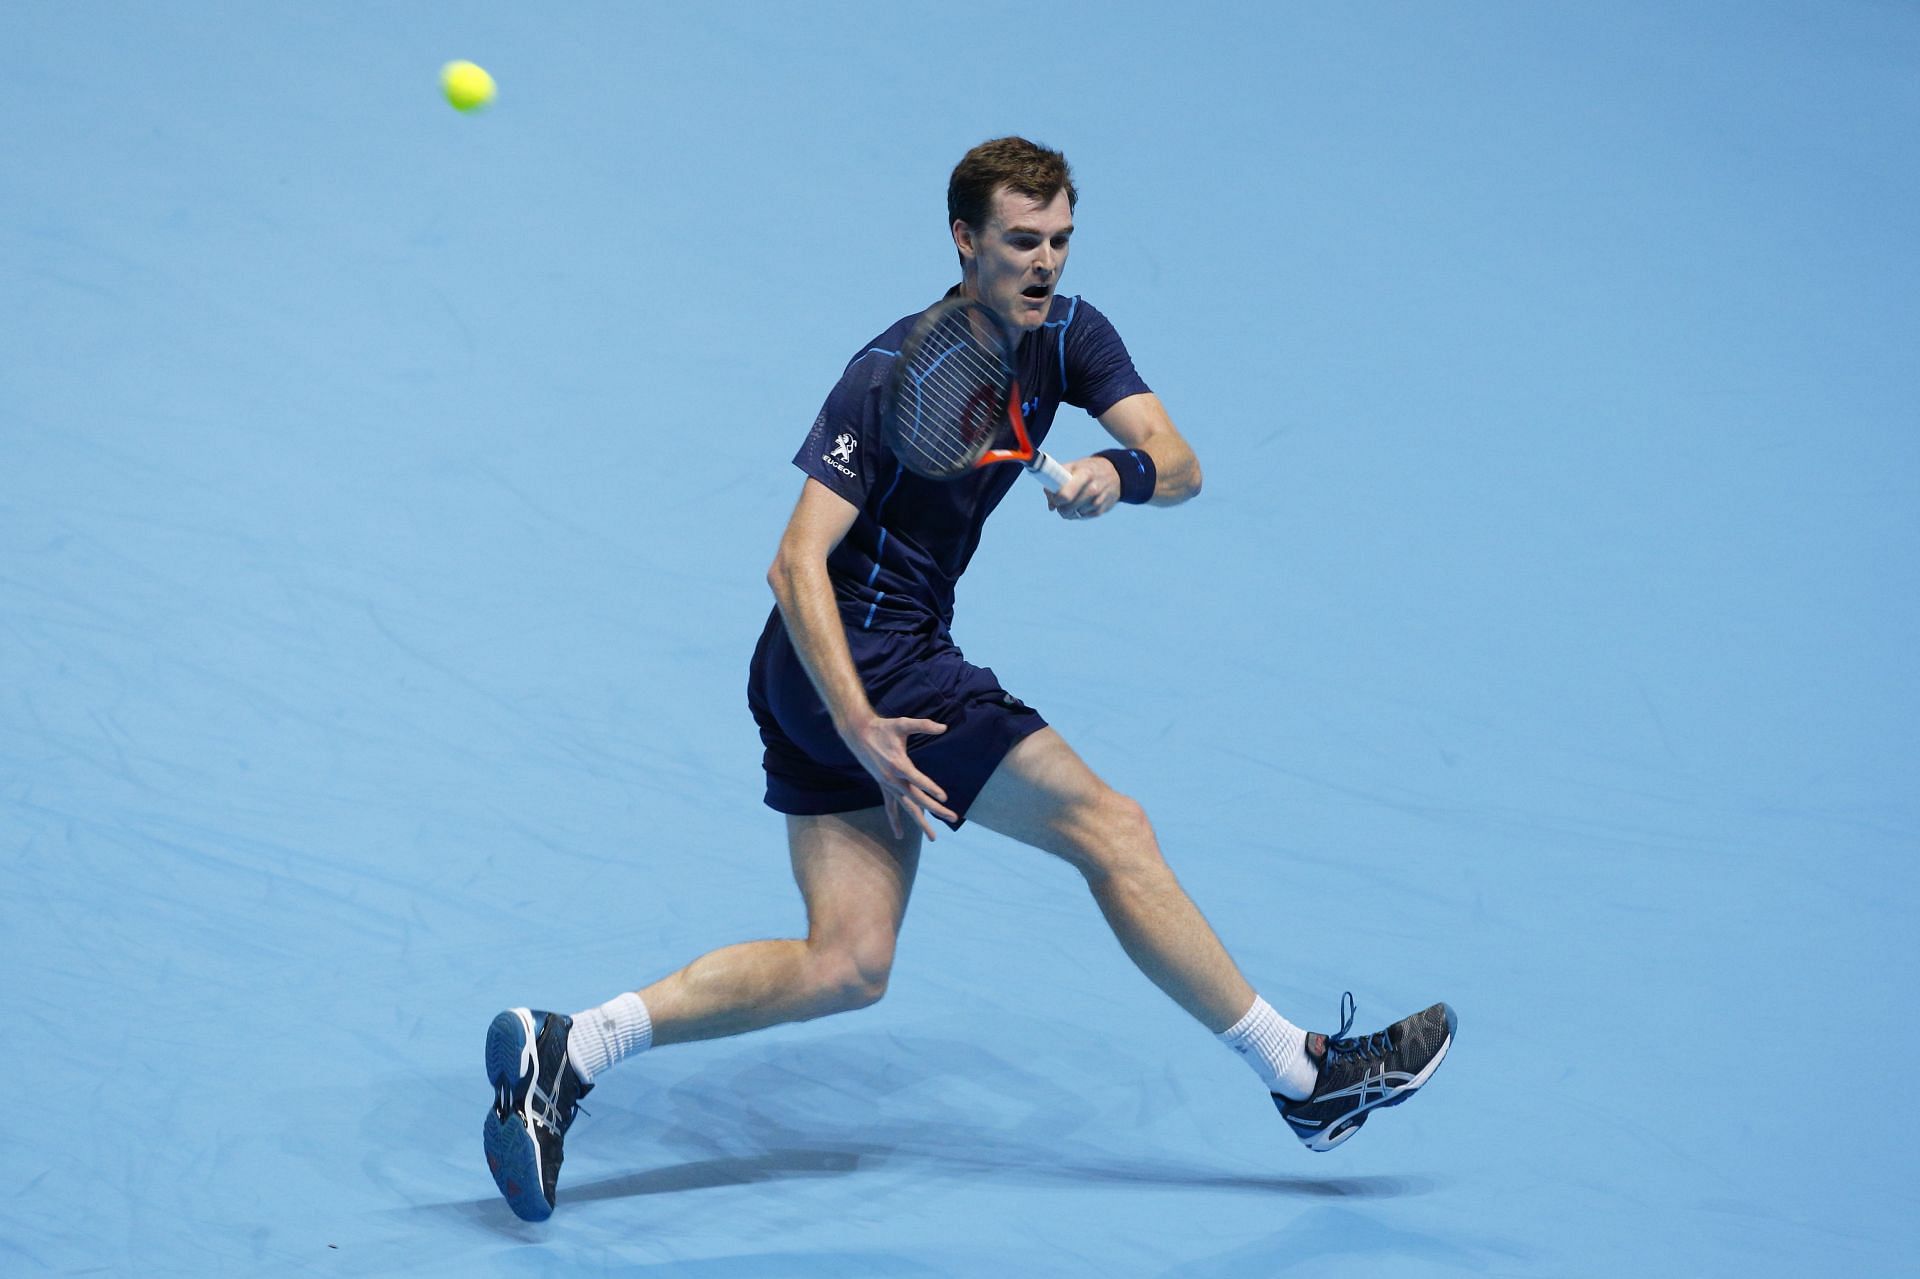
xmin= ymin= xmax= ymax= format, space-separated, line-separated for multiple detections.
xmin=881 ymin=297 xmax=1071 ymax=491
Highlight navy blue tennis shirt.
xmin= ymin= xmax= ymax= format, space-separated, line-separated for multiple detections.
xmin=791 ymin=293 xmax=1151 ymax=633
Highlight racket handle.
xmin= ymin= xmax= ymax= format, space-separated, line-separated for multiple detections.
xmin=1028 ymin=450 xmax=1071 ymax=493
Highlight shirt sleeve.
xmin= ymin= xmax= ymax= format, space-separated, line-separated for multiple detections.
xmin=1061 ymin=299 xmax=1152 ymax=417
xmin=791 ymin=351 xmax=891 ymax=507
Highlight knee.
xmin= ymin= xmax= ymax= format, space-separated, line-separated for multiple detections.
xmin=1104 ymin=792 xmax=1155 ymax=851
xmin=1062 ymin=790 xmax=1160 ymax=881
xmin=810 ymin=935 xmax=895 ymax=1013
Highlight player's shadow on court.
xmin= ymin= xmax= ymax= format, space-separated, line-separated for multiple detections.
xmin=558 ymin=1146 xmax=1418 ymax=1206
xmin=523 ymin=1032 xmax=1432 ymax=1213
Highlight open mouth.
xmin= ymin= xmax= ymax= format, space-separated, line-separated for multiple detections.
xmin=1021 ymin=285 xmax=1050 ymax=302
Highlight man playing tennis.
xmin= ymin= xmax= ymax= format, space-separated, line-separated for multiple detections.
xmin=484 ymin=137 xmax=1456 ymax=1222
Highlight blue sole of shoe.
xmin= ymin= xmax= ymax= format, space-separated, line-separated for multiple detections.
xmin=483 ymin=1010 xmax=552 ymax=1222
xmin=485 ymin=1010 xmax=530 ymax=1098
xmin=483 ymin=1110 xmax=551 ymax=1222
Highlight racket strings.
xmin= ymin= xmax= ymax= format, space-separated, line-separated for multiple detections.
xmin=894 ymin=311 xmax=1011 ymax=474
xmin=907 ymin=360 xmax=1000 ymax=458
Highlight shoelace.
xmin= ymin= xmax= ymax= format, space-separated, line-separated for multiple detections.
xmin=1321 ymin=991 xmax=1393 ymax=1065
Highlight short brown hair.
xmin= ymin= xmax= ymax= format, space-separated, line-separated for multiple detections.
xmin=947 ymin=136 xmax=1077 ymax=232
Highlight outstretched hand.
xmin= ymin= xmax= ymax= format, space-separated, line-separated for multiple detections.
xmin=840 ymin=713 xmax=954 ymax=839
xmin=1046 ymin=455 xmax=1123 ymax=521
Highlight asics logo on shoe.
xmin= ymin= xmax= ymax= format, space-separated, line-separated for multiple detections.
xmin=529 ymin=1070 xmax=573 ymax=1135
xmin=1319 ymin=1065 xmax=1416 ymax=1110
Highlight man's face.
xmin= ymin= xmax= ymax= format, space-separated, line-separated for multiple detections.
xmin=954 ymin=186 xmax=1074 ymax=331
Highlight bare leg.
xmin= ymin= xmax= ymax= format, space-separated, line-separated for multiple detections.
xmin=967 ymin=728 xmax=1255 ymax=1032
xmin=638 ymin=807 xmax=919 ymax=1047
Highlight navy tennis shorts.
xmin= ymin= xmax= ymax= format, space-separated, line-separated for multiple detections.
xmin=746 ymin=611 xmax=1046 ymax=829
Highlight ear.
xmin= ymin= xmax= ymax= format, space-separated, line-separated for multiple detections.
xmin=951 ymin=218 xmax=976 ymax=263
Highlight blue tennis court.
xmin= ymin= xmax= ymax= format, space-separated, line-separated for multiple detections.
xmin=5 ymin=4 xmax=1915 ymax=1274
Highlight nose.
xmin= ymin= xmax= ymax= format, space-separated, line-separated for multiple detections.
xmin=1036 ymin=243 xmax=1056 ymax=275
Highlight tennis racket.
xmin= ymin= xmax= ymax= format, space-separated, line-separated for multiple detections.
xmin=881 ymin=297 xmax=1071 ymax=491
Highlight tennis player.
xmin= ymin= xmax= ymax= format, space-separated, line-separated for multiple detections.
xmin=484 ymin=137 xmax=1456 ymax=1222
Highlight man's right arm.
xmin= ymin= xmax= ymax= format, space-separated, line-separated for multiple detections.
xmin=767 ymin=477 xmax=956 ymax=838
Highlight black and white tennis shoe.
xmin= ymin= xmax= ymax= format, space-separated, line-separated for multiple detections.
xmin=484 ymin=1007 xmax=592 ymax=1221
xmin=1274 ymin=993 xmax=1456 ymax=1152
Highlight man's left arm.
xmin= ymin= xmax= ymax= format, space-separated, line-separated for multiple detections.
xmin=1048 ymin=392 xmax=1202 ymax=519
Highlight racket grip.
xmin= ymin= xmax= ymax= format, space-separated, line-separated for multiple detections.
xmin=1029 ymin=450 xmax=1071 ymax=492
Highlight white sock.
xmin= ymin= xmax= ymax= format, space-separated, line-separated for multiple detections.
xmin=1218 ymin=995 xmax=1318 ymax=1100
xmin=567 ymin=992 xmax=653 ymax=1083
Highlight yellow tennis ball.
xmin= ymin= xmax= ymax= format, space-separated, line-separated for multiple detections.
xmin=441 ymin=60 xmax=495 ymax=112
